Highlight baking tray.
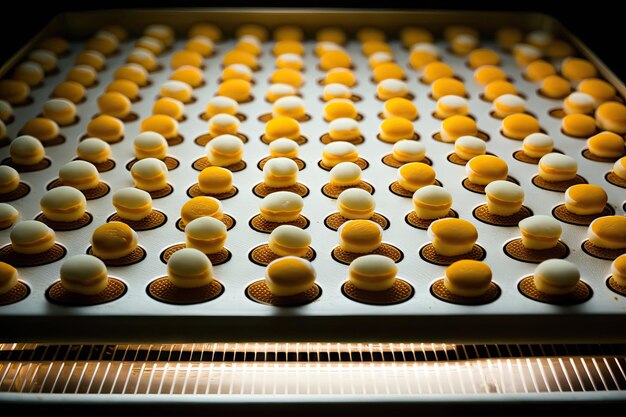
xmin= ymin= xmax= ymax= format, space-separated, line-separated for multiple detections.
xmin=0 ymin=9 xmax=624 ymax=343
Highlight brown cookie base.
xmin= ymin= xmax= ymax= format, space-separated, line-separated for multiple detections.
xmin=46 ymin=278 xmax=127 ymax=306
xmin=462 ymin=176 xmax=518 ymax=195
xmin=419 ymin=243 xmax=486 ymax=266
xmin=324 ymin=212 xmax=390 ymax=231
xmin=74 ymin=158 xmax=116 ymax=172
xmin=249 ymin=214 xmax=309 ymax=234
xmin=503 ymin=238 xmax=570 ymax=264
xmin=246 ymin=280 xmax=321 ymax=307
xmin=518 ymin=276 xmax=592 ymax=305
xmin=473 ymin=205 xmax=533 ymax=227
xmin=177 ymin=213 xmax=235 ymax=232
xmin=192 ymin=157 xmax=247 ymax=172
xmin=381 ymin=154 xmax=432 ymax=168
xmin=319 ymin=133 xmax=364 ymax=145
xmin=199 ymin=112 xmax=246 ymax=122
xmin=326 ymin=113 xmax=364 ymax=122
xmin=548 ymin=108 xmax=567 ymax=119
xmin=376 ymin=133 xmax=420 ymax=143
xmin=318 ymin=94 xmax=362 ymax=103
xmin=0 ymin=182 xmax=30 ymax=202
xmin=257 ymin=113 xmax=312 ymax=123
xmin=432 ymin=130 xmax=490 ymax=143
xmin=447 ymin=151 xmax=498 ymax=166
xmin=0 ymin=243 xmax=66 ymax=267
xmin=147 ymin=277 xmax=224 ymax=305
xmin=331 ymin=243 xmax=403 ymax=265
xmin=258 ymin=156 xmax=305 ymax=171
xmin=261 ymin=135 xmax=307 ymax=145
xmin=377 ymin=112 xmax=417 ymax=121
xmin=47 ymin=179 xmax=110 ymax=200
xmin=405 ymin=209 xmax=458 ymax=230
xmin=1 ymin=157 xmax=51 ymax=172
xmin=552 ymin=204 xmax=614 ymax=226
xmin=195 ymin=132 xmax=248 ymax=146
xmin=160 ymin=243 xmax=232 ymax=265
xmin=145 ymin=184 xmax=174 ymax=199
xmin=35 ymin=136 xmax=66 ymax=147
xmin=322 ymin=181 xmax=374 ymax=198
xmin=79 ymin=133 xmax=123 ymax=144
xmin=187 ymin=183 xmax=238 ymax=200
xmin=375 ymin=93 xmax=415 ymax=102
xmin=249 ymin=244 xmax=316 ymax=266
xmin=389 ymin=180 xmax=442 ymax=198
xmin=318 ymin=157 xmax=369 ymax=171
xmin=126 ymin=156 xmax=179 ymax=171
xmin=107 ymin=210 xmax=167 ymax=231
xmin=582 ymin=240 xmax=626 ymax=261
xmin=342 ymin=279 xmax=414 ymax=306
xmin=87 ymin=246 xmax=147 ymax=266
xmin=252 ymin=182 xmax=309 ymax=198
xmin=605 ymin=171 xmax=626 ymax=188
xmin=582 ymin=149 xmax=620 ymax=163
xmin=607 ymin=277 xmax=626 ymax=297
xmin=35 ymin=212 xmax=93 ymax=231
xmin=430 ymin=279 xmax=501 ymax=306
xmin=0 ymin=281 xmax=30 ymax=306
xmin=91 ymin=112 xmax=139 ymax=123
xmin=165 ymin=135 xmax=184 ymax=146
xmin=512 ymin=150 xmax=541 ymax=164
xmin=531 ymin=175 xmax=588 ymax=192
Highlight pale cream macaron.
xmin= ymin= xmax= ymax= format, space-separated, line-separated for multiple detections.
xmin=222 ymin=63 xmax=253 ymax=82
xmin=444 ymin=260 xmax=493 ymax=297
xmin=518 ymin=215 xmax=562 ymax=250
xmin=0 ymin=262 xmax=18 ymax=295
xmin=376 ymin=79 xmax=410 ymax=100
xmin=492 ymin=94 xmax=526 ymax=118
xmin=263 ymin=157 xmax=299 ymax=188
xmin=522 ymin=133 xmax=554 ymax=159
xmin=329 ymin=162 xmax=362 ymax=187
xmin=328 ymin=118 xmax=361 ymax=141
xmin=454 ymin=136 xmax=486 ymax=161
xmin=512 ymin=43 xmax=542 ymax=67
xmin=0 ymin=203 xmax=19 ymax=229
xmin=269 ymin=138 xmax=299 ymax=159
xmin=29 ymin=49 xmax=58 ymax=73
xmin=268 ymin=225 xmax=312 ymax=257
xmin=10 ymin=220 xmax=56 ymax=254
xmin=42 ymin=98 xmax=77 ymax=126
xmin=392 ymin=140 xmax=426 ymax=163
xmin=412 ymin=185 xmax=452 ymax=219
xmin=59 ymin=160 xmax=100 ymax=190
xmin=40 ymin=186 xmax=87 ymax=222
xmin=205 ymin=134 xmax=244 ymax=167
xmin=259 ymin=191 xmax=303 ymax=223
xmin=321 ymin=142 xmax=359 ymax=167
xmin=264 ymin=256 xmax=316 ymax=296
xmin=76 ymin=138 xmax=111 ymax=164
xmin=60 ymin=255 xmax=109 ymax=296
xmin=337 ymin=188 xmax=376 ymax=220
xmin=322 ymin=83 xmax=352 ymax=101
xmin=587 ymin=216 xmax=626 ymax=249
xmin=348 ymin=254 xmax=398 ymax=292
xmin=484 ymin=180 xmax=525 ymax=216
xmin=611 ymin=254 xmax=626 ymax=286
xmin=204 ymin=96 xmax=239 ymax=118
xmin=160 ymin=80 xmax=193 ymax=104
xmin=435 ymin=95 xmax=469 ymax=119
xmin=112 ymin=187 xmax=153 ymax=221
xmin=133 ymin=131 xmax=168 ymax=160
xmin=266 ymin=83 xmax=298 ymax=103
xmin=0 ymin=165 xmax=20 ymax=194
xmin=537 ymin=153 xmax=578 ymax=182
xmin=613 ymin=157 xmax=626 ymax=180
xmin=185 ymin=216 xmax=227 ymax=255
xmin=9 ymin=135 xmax=46 ymax=166
xmin=272 ymin=96 xmax=306 ymax=120
xmin=167 ymin=248 xmax=214 ymax=289
xmin=563 ymin=92 xmax=595 ymax=115
xmin=130 ymin=157 xmax=168 ymax=191
xmin=13 ymin=61 xmax=44 ymax=86
xmin=533 ymin=259 xmax=580 ymax=295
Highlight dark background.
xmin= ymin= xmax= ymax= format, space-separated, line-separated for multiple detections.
xmin=1 ymin=1 xmax=624 ymax=78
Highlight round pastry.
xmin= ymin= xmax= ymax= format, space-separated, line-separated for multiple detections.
xmin=75 ymin=50 xmax=106 ymax=72
xmin=596 ymin=101 xmax=626 ymax=134
xmin=0 ymin=79 xmax=30 ymax=105
xmin=319 ymin=50 xmax=352 ymax=71
xmin=329 ymin=162 xmax=362 ymax=187
xmin=323 ymin=68 xmax=356 ymax=87
xmin=152 ymin=97 xmax=185 ymax=121
xmin=338 ymin=220 xmax=383 ymax=254
xmin=372 ymin=62 xmax=405 ymax=83
xmin=412 ymin=185 xmax=452 ymax=219
xmin=134 ymin=132 xmax=168 ymax=160
xmin=392 ymin=140 xmax=426 ymax=163
xmin=222 ymin=50 xmax=258 ymax=70
xmin=101 ymin=25 xmax=127 ymax=42
xmin=483 ymin=80 xmax=517 ymax=102
xmin=376 ymin=79 xmax=410 ymax=100
xmin=189 ymin=23 xmax=222 ymax=42
xmin=265 ymin=256 xmax=316 ymax=296
xmin=140 ymin=115 xmax=179 ymax=140
xmin=501 ymin=113 xmax=540 ymax=140
xmin=409 ymin=43 xmax=440 ymax=69
xmin=526 ymin=30 xmax=553 ymax=49
xmin=274 ymin=25 xmax=303 ymax=42
xmin=587 ymin=216 xmax=626 ymax=249
xmin=321 ymin=142 xmax=359 ymax=167
xmin=12 ymin=61 xmax=44 ymax=87
xmin=181 ymin=196 xmax=223 ymax=226
xmin=0 ymin=166 xmax=19 ymax=194
xmin=127 ymin=48 xmax=158 ymax=71
xmin=421 ymin=61 xmax=455 ymax=84
xmin=160 ymin=80 xmax=193 ymax=104
xmin=221 ymin=63 xmax=253 ymax=82
xmin=206 ymin=134 xmax=244 ymax=167
xmin=485 ymin=180 xmax=524 ymax=216
xmin=468 ymin=48 xmax=500 ymax=69
xmin=0 ymin=120 xmax=6 ymax=141
xmin=444 ymin=260 xmax=492 ymax=297
xmin=269 ymin=68 xmax=303 ymax=88
xmin=29 ymin=49 xmax=58 ymax=73
xmin=397 ymin=162 xmax=436 ymax=192
xmin=216 ymin=79 xmax=252 ymax=103
xmin=512 ymin=43 xmax=542 ymax=67
xmin=91 ymin=222 xmax=138 ymax=260
xmin=0 ymin=262 xmax=18 ymax=295
xmin=208 ymin=113 xmax=240 ymax=136
xmin=40 ymin=186 xmax=86 ymax=222
xmin=167 ymin=248 xmax=214 ymax=289
xmin=440 ymin=115 xmax=477 ymax=143
xmin=564 ymin=184 xmax=607 ymax=215
xmin=522 ymin=133 xmax=554 ymax=159
xmin=0 ymin=99 xmax=13 ymax=123
xmin=112 ymin=187 xmax=152 ymax=221
xmin=185 ymin=216 xmax=227 ymax=255
xmin=66 ymin=65 xmax=98 ymax=87
xmin=454 ymin=136 xmax=486 ymax=161
xmin=259 ymin=191 xmax=303 ymax=223
xmin=266 ymin=83 xmax=297 ymax=103
xmin=87 ymin=115 xmax=124 ymax=143
xmin=97 ymin=91 xmax=132 ymax=118
xmin=171 ymin=50 xmax=203 ymax=70
xmin=369 ymin=51 xmax=394 ymax=68
xmin=324 ymin=99 xmax=358 ymax=121
xmin=235 ymin=24 xmax=268 ymax=41
xmin=272 ymin=96 xmax=306 ymax=120
xmin=10 ymin=220 xmax=56 ymax=254
xmin=496 ymin=27 xmax=522 ymax=50
xmin=540 ymin=75 xmax=571 ymax=99
xmin=130 ymin=158 xmax=168 ymax=191
xmin=431 ymin=78 xmax=467 ymax=100
xmin=561 ymin=58 xmax=597 ymax=83
xmin=316 ymin=27 xmax=346 ymax=44
xmin=135 ymin=36 xmax=164 ymax=55
xmin=236 ymin=35 xmax=262 ymax=56
xmin=428 ymin=218 xmax=478 ymax=257
xmin=59 ymin=160 xmax=100 ymax=190
xmin=493 ymin=94 xmax=526 ymax=118
xmin=450 ymin=34 xmax=478 ymax=55
xmin=171 ymin=65 xmax=204 ymax=88
xmin=0 ymin=203 xmax=19 ymax=229
xmin=538 ymin=153 xmax=577 ymax=182
xmin=612 ymin=157 xmax=626 ymax=180
xmin=379 ymin=117 xmax=414 ymax=143
xmin=205 ymin=96 xmax=238 ymax=118
xmin=337 ymin=188 xmax=375 ymax=220
xmin=611 ymin=254 xmax=626 ymax=286
xmin=275 ymin=51 xmax=305 ymax=69
xmin=466 ymin=155 xmax=508 ymax=185
xmin=185 ymin=35 xmax=214 ymax=58
xmin=314 ymin=42 xmax=342 ymax=57
xmin=519 ymin=215 xmax=562 ymax=250
xmin=60 ymin=255 xmax=109 ymax=295
xmin=198 ymin=166 xmax=233 ymax=195
xmin=473 ymin=66 xmax=507 ymax=86
xmin=533 ymin=259 xmax=580 ymax=295
xmin=9 ymin=135 xmax=45 ymax=165
xmin=435 ymin=95 xmax=469 ymax=119
xmin=587 ymin=131 xmax=625 ymax=158
xmin=105 ymin=79 xmax=139 ymax=101
xmin=37 ymin=36 xmax=70 ymax=55
xmin=578 ymin=78 xmax=616 ymax=104
xmin=401 ymin=27 xmax=433 ymax=48
xmin=20 ymin=118 xmax=59 ymax=142
xmin=144 ymin=24 xmax=174 ymax=47
xmin=263 ymin=157 xmax=299 ymax=188
xmin=563 ymin=92 xmax=595 ymax=115
xmin=269 ymin=138 xmax=299 ymax=159
xmin=362 ymin=40 xmax=392 ymax=57
xmin=86 ymin=31 xmax=119 ymax=56
xmin=524 ymin=60 xmax=556 ymax=82
xmin=42 ymin=98 xmax=77 ymax=126
xmin=268 ymin=225 xmax=311 ymax=257
xmin=264 ymin=116 xmax=300 ymax=141
xmin=348 ymin=255 xmax=397 ymax=292
xmin=382 ymin=97 xmax=417 ymax=120
xmin=322 ymin=83 xmax=351 ymax=101
xmin=562 ymin=114 xmax=597 ymax=137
